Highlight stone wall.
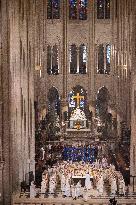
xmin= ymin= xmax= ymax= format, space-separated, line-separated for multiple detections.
xmin=130 ymin=0 xmax=136 ymax=183
xmin=34 ymin=0 xmax=132 ymax=130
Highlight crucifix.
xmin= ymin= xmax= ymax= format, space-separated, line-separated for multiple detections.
xmin=72 ymin=93 xmax=84 ymax=108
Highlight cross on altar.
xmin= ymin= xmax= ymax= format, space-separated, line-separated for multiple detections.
xmin=72 ymin=93 xmax=84 ymax=108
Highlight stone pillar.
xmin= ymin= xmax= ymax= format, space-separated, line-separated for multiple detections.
xmin=1 ymin=0 xmax=12 ymax=204
xmin=130 ymin=1 xmax=136 ymax=188
xmin=89 ymin=100 xmax=96 ymax=117
xmin=89 ymin=0 xmax=95 ymax=101
xmin=0 ymin=162 xmax=4 ymax=204
xmin=62 ymin=0 xmax=68 ymax=100
xmin=61 ymin=99 xmax=68 ymax=122
xmin=116 ymin=113 xmax=122 ymax=138
xmin=130 ymin=77 xmax=136 ymax=189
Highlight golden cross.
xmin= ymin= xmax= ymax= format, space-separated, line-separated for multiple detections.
xmin=72 ymin=93 xmax=84 ymax=108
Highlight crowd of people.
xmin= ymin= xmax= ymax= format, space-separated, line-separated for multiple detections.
xmin=27 ymin=140 xmax=129 ymax=202
xmin=62 ymin=144 xmax=98 ymax=162
xmin=36 ymin=141 xmax=108 ymax=165
xmin=31 ymin=158 xmax=126 ymax=200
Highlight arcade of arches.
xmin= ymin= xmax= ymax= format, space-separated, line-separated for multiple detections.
xmin=1 ymin=0 xmax=136 ymax=205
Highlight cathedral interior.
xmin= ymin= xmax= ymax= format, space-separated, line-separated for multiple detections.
xmin=1 ymin=0 xmax=136 ymax=204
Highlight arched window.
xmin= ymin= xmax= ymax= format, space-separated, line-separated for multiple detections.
xmin=97 ymin=44 xmax=111 ymax=74
xmin=98 ymin=44 xmax=104 ymax=74
xmin=97 ymin=0 xmax=110 ymax=19
xmin=70 ymin=44 xmax=77 ymax=74
xmin=52 ymin=45 xmax=59 ymax=75
xmin=79 ymin=44 xmax=87 ymax=74
xmin=47 ymin=0 xmax=60 ymax=19
xmin=47 ymin=45 xmax=59 ymax=75
xmin=106 ymin=44 xmax=111 ymax=74
xmin=79 ymin=0 xmax=87 ymax=20
xmin=68 ymin=85 xmax=88 ymax=118
xmin=105 ymin=0 xmax=110 ymax=19
xmin=69 ymin=0 xmax=78 ymax=20
xmin=47 ymin=45 xmax=52 ymax=75
xmin=70 ymin=44 xmax=87 ymax=74
xmin=48 ymin=87 xmax=60 ymax=116
xmin=96 ymin=86 xmax=110 ymax=121
xmin=95 ymin=86 xmax=111 ymax=138
xmin=69 ymin=0 xmax=87 ymax=20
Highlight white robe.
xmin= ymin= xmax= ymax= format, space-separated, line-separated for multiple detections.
xmin=64 ymin=179 xmax=71 ymax=197
xmin=119 ymin=179 xmax=125 ymax=195
xmin=83 ymin=189 xmax=89 ymax=202
xmin=41 ymin=180 xmax=47 ymax=197
xmin=97 ymin=176 xmax=104 ymax=195
xmin=85 ymin=173 xmax=92 ymax=190
xmin=71 ymin=185 xmax=76 ymax=199
xmin=30 ymin=182 xmax=36 ymax=198
xmin=76 ymin=181 xmax=82 ymax=197
xmin=111 ymin=178 xmax=117 ymax=195
xmin=49 ymin=178 xmax=56 ymax=194
xmin=61 ymin=174 xmax=66 ymax=193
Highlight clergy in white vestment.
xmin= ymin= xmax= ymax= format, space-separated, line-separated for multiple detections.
xmin=61 ymin=174 xmax=66 ymax=193
xmin=119 ymin=177 xmax=126 ymax=195
xmin=41 ymin=179 xmax=47 ymax=198
xmin=83 ymin=188 xmax=89 ymax=202
xmin=97 ymin=175 xmax=104 ymax=195
xmin=102 ymin=157 xmax=108 ymax=168
xmin=76 ymin=180 xmax=82 ymax=198
xmin=111 ymin=177 xmax=117 ymax=196
xmin=30 ymin=181 xmax=36 ymax=198
xmin=41 ymin=147 xmax=45 ymax=160
xmin=49 ymin=177 xmax=56 ymax=194
xmin=64 ymin=178 xmax=71 ymax=197
xmin=85 ymin=172 xmax=92 ymax=190
xmin=71 ymin=184 xmax=76 ymax=199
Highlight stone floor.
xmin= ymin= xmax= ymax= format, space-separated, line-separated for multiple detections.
xmin=12 ymin=193 xmax=136 ymax=205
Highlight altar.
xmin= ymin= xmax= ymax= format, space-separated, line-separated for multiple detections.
xmin=69 ymin=107 xmax=87 ymax=129
xmin=72 ymin=175 xmax=93 ymax=187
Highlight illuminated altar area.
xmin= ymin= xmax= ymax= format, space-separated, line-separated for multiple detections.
xmin=69 ymin=107 xmax=87 ymax=129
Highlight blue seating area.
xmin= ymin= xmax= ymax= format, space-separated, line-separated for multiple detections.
xmin=62 ymin=146 xmax=98 ymax=163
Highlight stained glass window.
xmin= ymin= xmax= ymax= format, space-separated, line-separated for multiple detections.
xmin=69 ymin=91 xmax=76 ymax=108
xmin=69 ymin=0 xmax=78 ymax=20
xmin=97 ymin=0 xmax=104 ymax=19
xmin=97 ymin=44 xmax=111 ymax=74
xmin=97 ymin=0 xmax=110 ymax=19
xmin=47 ymin=45 xmax=52 ymax=75
xmin=52 ymin=45 xmax=59 ymax=75
xmin=68 ymin=89 xmax=85 ymax=109
xmin=70 ymin=44 xmax=77 ymax=74
xmin=98 ymin=44 xmax=104 ymax=74
xmin=105 ymin=0 xmax=110 ymax=19
xmin=79 ymin=0 xmax=87 ymax=20
xmin=105 ymin=44 xmax=111 ymax=74
xmin=47 ymin=45 xmax=59 ymax=75
xmin=69 ymin=0 xmax=87 ymax=20
xmin=47 ymin=0 xmax=60 ymax=19
xmin=68 ymin=85 xmax=87 ymax=123
xmin=79 ymin=44 xmax=87 ymax=74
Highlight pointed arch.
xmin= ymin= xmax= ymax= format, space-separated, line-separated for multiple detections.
xmin=96 ymin=86 xmax=110 ymax=121
xmin=47 ymin=86 xmax=60 ymax=116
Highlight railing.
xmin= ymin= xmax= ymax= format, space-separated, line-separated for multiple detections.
xmin=12 ymin=192 xmax=136 ymax=205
